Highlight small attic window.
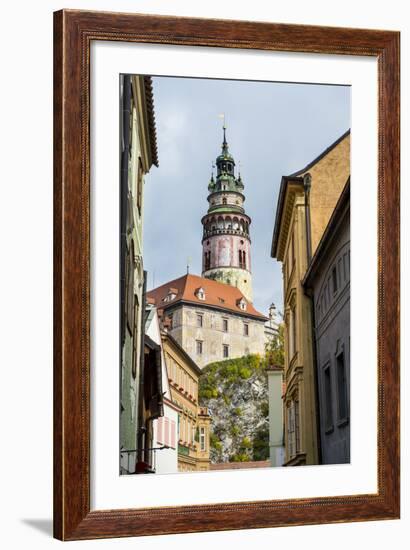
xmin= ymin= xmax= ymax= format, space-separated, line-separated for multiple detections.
xmin=195 ymin=287 xmax=206 ymax=300
xmin=163 ymin=287 xmax=178 ymax=303
xmin=236 ymin=297 xmax=247 ymax=311
xmin=218 ymin=297 xmax=225 ymax=304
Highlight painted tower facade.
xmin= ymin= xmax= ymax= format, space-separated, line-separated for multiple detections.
xmin=201 ymin=126 xmax=253 ymax=302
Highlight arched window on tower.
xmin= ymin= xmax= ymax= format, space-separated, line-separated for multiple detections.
xmin=222 ymin=197 xmax=227 ymax=205
xmin=238 ymin=250 xmax=246 ymax=269
xmin=204 ymin=251 xmax=211 ymax=271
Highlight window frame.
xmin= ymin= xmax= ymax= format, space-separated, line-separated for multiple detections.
xmin=199 ymin=426 xmax=206 ymax=451
xmin=323 ymin=361 xmax=334 ymax=433
xmin=336 ymin=348 xmax=349 ymax=425
xmin=196 ymin=339 xmax=203 ymax=355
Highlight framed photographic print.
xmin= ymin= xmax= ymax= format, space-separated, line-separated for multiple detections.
xmin=54 ymin=9 xmax=400 ymax=541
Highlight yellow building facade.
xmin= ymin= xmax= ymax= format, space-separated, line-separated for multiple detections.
xmin=271 ymin=131 xmax=350 ymax=466
xmin=162 ymin=332 xmax=212 ymax=472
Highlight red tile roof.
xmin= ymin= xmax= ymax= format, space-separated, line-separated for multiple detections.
xmin=147 ymin=274 xmax=267 ymax=320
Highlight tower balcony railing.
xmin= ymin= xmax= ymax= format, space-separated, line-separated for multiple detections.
xmin=202 ymin=228 xmax=251 ymax=241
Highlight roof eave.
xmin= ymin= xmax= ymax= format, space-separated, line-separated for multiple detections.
xmin=303 ymin=177 xmax=350 ymax=289
xmin=289 ymin=129 xmax=350 ymax=177
xmin=271 ymin=175 xmax=303 ymax=259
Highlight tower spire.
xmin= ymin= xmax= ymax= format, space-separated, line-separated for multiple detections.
xmin=219 ymin=113 xmax=229 ymax=155
xmin=222 ymin=122 xmax=228 ymax=155
xmin=201 ymin=124 xmax=253 ymax=302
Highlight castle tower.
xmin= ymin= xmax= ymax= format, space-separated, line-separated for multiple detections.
xmin=201 ymin=125 xmax=253 ymax=302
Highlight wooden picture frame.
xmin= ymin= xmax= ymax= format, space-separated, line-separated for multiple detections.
xmin=53 ymin=9 xmax=400 ymax=541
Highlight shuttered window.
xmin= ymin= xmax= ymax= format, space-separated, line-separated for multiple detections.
xmin=170 ymin=419 xmax=176 ymax=449
xmin=157 ymin=417 xmax=163 ymax=445
xmin=164 ymin=417 xmax=170 ymax=447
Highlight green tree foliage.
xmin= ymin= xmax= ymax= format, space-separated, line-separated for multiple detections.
xmin=199 ymin=353 xmax=269 ymax=463
xmin=252 ymin=426 xmax=270 ymax=461
xmin=199 ymin=328 xmax=285 ymax=465
xmin=263 ymin=323 xmax=285 ymax=368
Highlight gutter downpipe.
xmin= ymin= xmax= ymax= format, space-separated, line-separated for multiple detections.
xmin=303 ymin=173 xmax=322 ymax=465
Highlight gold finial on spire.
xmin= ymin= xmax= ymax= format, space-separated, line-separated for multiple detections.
xmin=218 ymin=113 xmax=228 ymax=149
xmin=218 ymin=113 xmax=226 ymax=128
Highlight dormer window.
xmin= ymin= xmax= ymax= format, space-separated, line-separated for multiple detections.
xmin=163 ymin=287 xmax=178 ymax=302
xmin=236 ymin=297 xmax=247 ymax=311
xmin=195 ymin=287 xmax=206 ymax=300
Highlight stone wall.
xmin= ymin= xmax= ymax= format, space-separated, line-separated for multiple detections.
xmin=169 ymin=304 xmax=266 ymax=368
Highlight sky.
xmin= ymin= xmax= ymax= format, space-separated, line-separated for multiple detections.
xmin=142 ymin=76 xmax=350 ymax=316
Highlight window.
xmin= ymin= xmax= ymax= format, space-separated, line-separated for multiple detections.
xmin=336 ymin=351 xmax=348 ymax=421
xmin=180 ymin=416 xmax=185 ymax=442
xmin=164 ymin=417 xmax=170 ymax=446
xmin=126 ymin=242 xmax=135 ymax=334
xmin=157 ymin=417 xmax=163 ymax=445
xmin=323 ymin=363 xmax=333 ymax=431
xmin=132 ymin=314 xmax=139 ymax=379
xmin=168 ymin=314 xmax=173 ymax=330
xmin=237 ymin=298 xmax=247 ymax=311
xmin=223 ymin=344 xmax=229 ymax=358
xmin=289 ymin=302 xmax=297 ymax=358
xmin=196 ymin=340 xmax=203 ymax=355
xmin=170 ymin=419 xmax=176 ymax=449
xmin=332 ymin=266 xmax=338 ymax=293
xmin=137 ymin=157 xmax=143 ymax=214
xmin=295 ymin=399 xmax=300 ymax=453
xmin=222 ymin=318 xmax=228 ymax=332
xmin=287 ymin=402 xmax=295 ymax=457
xmin=287 ymin=397 xmax=300 ymax=458
xmin=222 ymin=197 xmax=227 ymax=205
xmin=197 ymin=314 xmax=203 ymax=328
xmin=244 ymin=323 xmax=249 ymax=336
xmin=204 ymin=251 xmax=211 ymax=271
xmin=196 ymin=287 xmax=206 ymax=300
xmin=238 ymin=249 xmax=246 ymax=269
xmin=200 ymin=426 xmax=206 ymax=451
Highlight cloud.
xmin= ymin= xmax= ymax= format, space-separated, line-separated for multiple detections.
xmin=143 ymin=76 xmax=350 ymax=314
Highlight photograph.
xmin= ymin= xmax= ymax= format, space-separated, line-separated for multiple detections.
xmin=119 ymin=73 xmax=351 ymax=475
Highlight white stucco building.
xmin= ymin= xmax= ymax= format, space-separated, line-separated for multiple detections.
xmin=145 ymin=304 xmax=179 ymax=474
